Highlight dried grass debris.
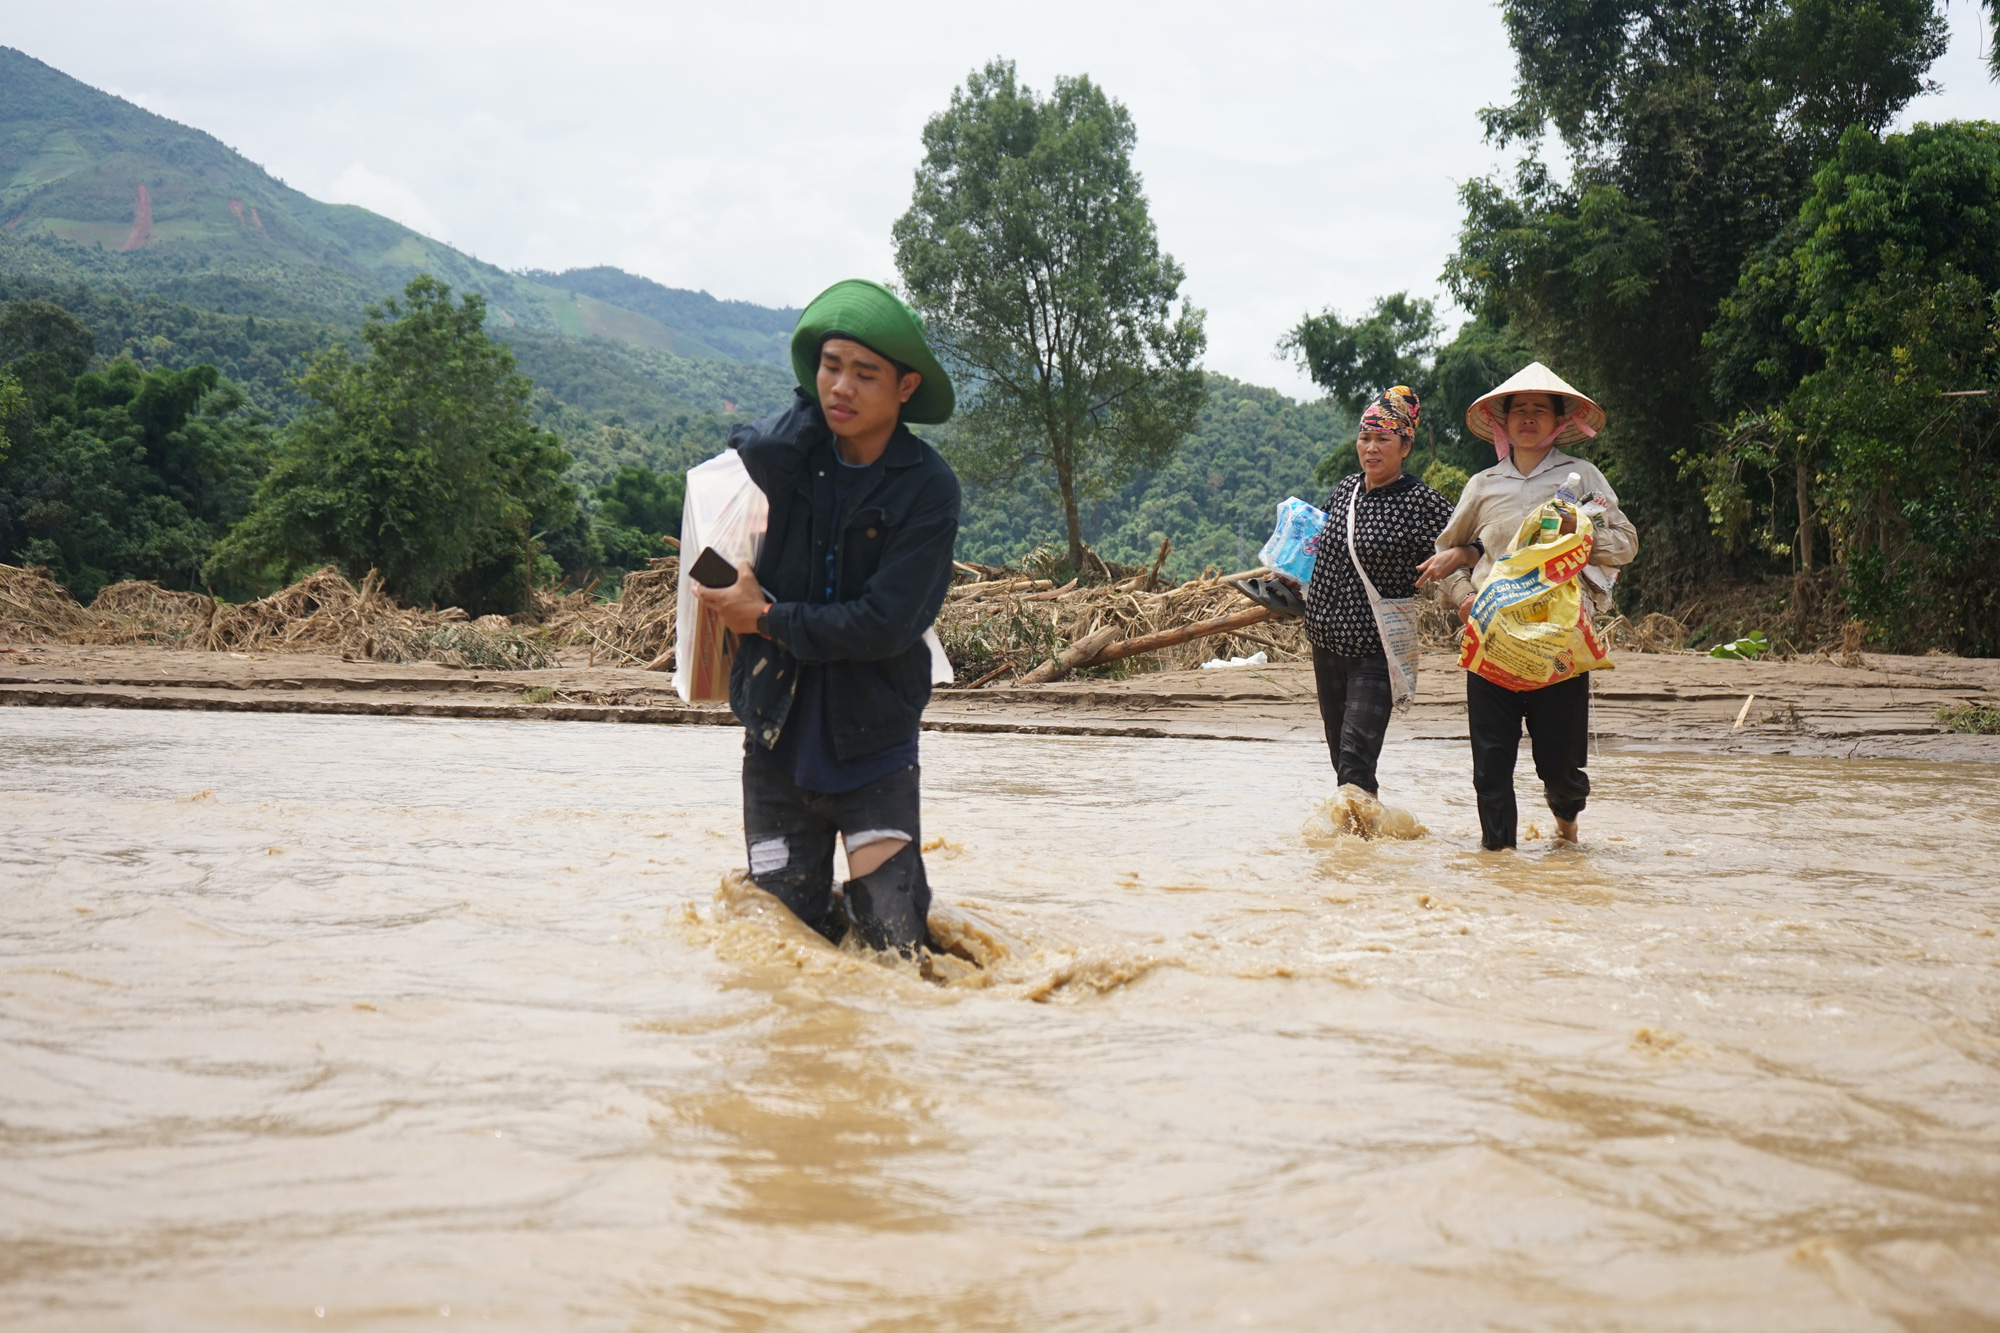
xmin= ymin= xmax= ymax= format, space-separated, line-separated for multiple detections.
xmin=0 ymin=563 xmax=555 ymax=669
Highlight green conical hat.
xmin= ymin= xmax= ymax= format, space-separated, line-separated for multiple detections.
xmin=790 ymin=279 xmax=955 ymax=425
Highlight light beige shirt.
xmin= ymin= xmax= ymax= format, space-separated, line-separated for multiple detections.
xmin=1437 ymin=448 xmax=1638 ymax=614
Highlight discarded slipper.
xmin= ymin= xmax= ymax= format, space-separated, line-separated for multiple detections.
xmin=1228 ymin=577 xmax=1304 ymax=618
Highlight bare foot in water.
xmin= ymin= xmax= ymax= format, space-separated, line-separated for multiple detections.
xmin=1555 ymin=817 xmax=1580 ymax=844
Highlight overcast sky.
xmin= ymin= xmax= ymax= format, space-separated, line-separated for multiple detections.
xmin=6 ymin=0 xmax=1996 ymax=397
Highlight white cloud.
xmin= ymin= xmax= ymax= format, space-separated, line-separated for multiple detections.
xmin=325 ymin=163 xmax=450 ymax=241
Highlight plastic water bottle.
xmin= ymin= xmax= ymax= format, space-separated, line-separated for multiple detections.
xmin=1555 ymin=472 xmax=1583 ymax=505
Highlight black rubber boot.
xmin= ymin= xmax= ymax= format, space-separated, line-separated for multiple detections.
xmin=760 ymin=873 xmax=847 ymax=945
xmin=842 ymin=842 xmax=932 ymax=958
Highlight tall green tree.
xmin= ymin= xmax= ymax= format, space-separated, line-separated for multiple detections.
xmin=1705 ymin=121 xmax=2000 ymax=652
xmin=893 ymin=59 xmax=1207 ymax=576
xmin=211 ymin=276 xmax=576 ymax=614
xmin=1445 ymin=0 xmax=1949 ymax=603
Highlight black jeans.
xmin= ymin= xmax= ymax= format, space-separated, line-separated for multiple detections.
xmin=741 ymin=754 xmax=931 ymax=953
xmin=1312 ymin=647 xmax=1394 ymax=793
xmin=1466 ymin=670 xmax=1591 ymax=850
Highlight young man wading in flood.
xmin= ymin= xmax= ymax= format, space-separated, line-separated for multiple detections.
xmin=1417 ymin=364 xmax=1637 ymax=850
xmin=692 ymin=280 xmax=960 ymax=957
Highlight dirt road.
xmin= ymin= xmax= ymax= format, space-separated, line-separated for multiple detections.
xmin=3 ymin=644 xmax=1994 ymax=760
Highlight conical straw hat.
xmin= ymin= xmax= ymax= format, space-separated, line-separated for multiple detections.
xmin=1465 ymin=362 xmax=1606 ymax=448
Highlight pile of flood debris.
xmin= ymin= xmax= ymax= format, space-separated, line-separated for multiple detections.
xmin=1 ymin=556 xmax=1684 ymax=683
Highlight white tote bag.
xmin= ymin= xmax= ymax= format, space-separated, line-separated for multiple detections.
xmin=1346 ymin=484 xmax=1422 ymax=712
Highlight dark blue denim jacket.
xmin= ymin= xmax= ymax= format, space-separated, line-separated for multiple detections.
xmin=729 ymin=390 xmax=960 ymax=759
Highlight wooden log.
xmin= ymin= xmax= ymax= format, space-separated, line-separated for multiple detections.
xmin=1182 ymin=566 xmax=1272 ymax=588
xmin=1020 ymin=578 xmax=1079 ymax=602
xmin=1017 ymin=625 xmax=1123 ymax=684
xmin=963 ymin=659 xmax=1016 ymax=690
xmin=1092 ymin=605 xmax=1276 ymax=665
xmin=1143 ymin=535 xmax=1172 ymax=592
xmin=947 ymin=577 xmax=1052 ymax=600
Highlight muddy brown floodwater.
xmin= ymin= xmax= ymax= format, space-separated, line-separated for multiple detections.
xmin=3 ymin=709 xmax=1999 ymax=1331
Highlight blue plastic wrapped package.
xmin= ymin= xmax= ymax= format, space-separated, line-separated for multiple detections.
xmin=1257 ymin=496 xmax=1328 ymax=585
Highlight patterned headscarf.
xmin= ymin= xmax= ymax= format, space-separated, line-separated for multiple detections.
xmin=1359 ymin=385 xmax=1421 ymax=441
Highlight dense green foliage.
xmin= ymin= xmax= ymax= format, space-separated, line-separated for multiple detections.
xmin=1285 ymin=293 xmax=1530 ymax=487
xmin=1290 ymin=3 xmax=2000 ymax=651
xmin=210 ymin=278 xmax=575 ymax=614
xmin=0 ymin=300 xmax=269 ymax=599
xmin=1286 ymin=294 xmax=1441 ymax=419
xmin=1704 ymin=121 xmax=2000 ymax=653
xmin=1441 ymin=0 xmax=1950 ymax=608
xmin=954 ymin=373 xmax=1352 ymax=578
xmin=497 ymin=330 xmax=792 ymax=489
xmin=895 ymin=60 xmax=1207 ymax=574
xmin=591 ymin=464 xmax=686 ymax=571
xmin=0 ymin=251 xmax=345 ymax=417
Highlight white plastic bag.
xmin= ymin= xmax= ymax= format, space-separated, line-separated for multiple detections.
xmin=1199 ymin=651 xmax=1268 ymax=670
xmin=674 ymin=450 xmax=767 ymax=703
xmin=924 ymin=627 xmax=954 ymax=685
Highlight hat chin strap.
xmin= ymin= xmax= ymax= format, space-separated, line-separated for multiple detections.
xmin=1481 ymin=404 xmax=1514 ymax=460
xmin=1482 ymin=405 xmax=1599 ymax=461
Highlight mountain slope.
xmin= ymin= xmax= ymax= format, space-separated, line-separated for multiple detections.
xmin=0 ymin=46 xmax=791 ymax=363
xmin=524 ymin=267 xmax=801 ymax=365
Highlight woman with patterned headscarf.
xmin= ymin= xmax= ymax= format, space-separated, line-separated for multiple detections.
xmin=1299 ymin=386 xmax=1456 ymax=796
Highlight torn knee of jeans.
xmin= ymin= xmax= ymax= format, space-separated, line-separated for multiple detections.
xmin=844 ymin=828 xmax=913 ymax=854
xmin=748 ymin=836 xmax=789 ymax=876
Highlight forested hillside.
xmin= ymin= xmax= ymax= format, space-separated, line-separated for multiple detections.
xmin=955 ymin=375 xmax=1357 ymax=579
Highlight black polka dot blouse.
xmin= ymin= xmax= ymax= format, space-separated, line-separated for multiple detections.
xmin=1303 ymin=471 xmax=1456 ymax=657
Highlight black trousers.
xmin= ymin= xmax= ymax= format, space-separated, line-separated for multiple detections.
xmin=1466 ymin=670 xmax=1591 ymax=850
xmin=741 ymin=756 xmax=932 ymax=953
xmin=1312 ymin=647 xmax=1394 ymax=793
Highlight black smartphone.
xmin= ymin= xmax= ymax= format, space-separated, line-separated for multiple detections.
xmin=688 ymin=546 xmax=739 ymax=589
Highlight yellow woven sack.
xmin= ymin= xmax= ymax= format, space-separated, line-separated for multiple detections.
xmin=1457 ymin=500 xmax=1613 ymax=691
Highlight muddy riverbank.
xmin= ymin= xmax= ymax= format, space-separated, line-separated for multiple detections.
xmin=3 ymin=642 xmax=1996 ymax=760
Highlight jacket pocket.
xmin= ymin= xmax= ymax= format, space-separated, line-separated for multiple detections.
xmin=830 ymin=642 xmax=930 ymax=753
xmin=839 ymin=506 xmax=893 ymax=597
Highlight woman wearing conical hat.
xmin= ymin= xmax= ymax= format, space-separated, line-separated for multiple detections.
xmin=1415 ymin=363 xmax=1638 ymax=850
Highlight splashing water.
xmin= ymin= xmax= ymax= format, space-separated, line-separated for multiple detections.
xmin=1303 ymin=782 xmax=1428 ymax=842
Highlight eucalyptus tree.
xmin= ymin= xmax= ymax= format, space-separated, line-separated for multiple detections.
xmin=894 ymin=59 xmax=1206 ymax=576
